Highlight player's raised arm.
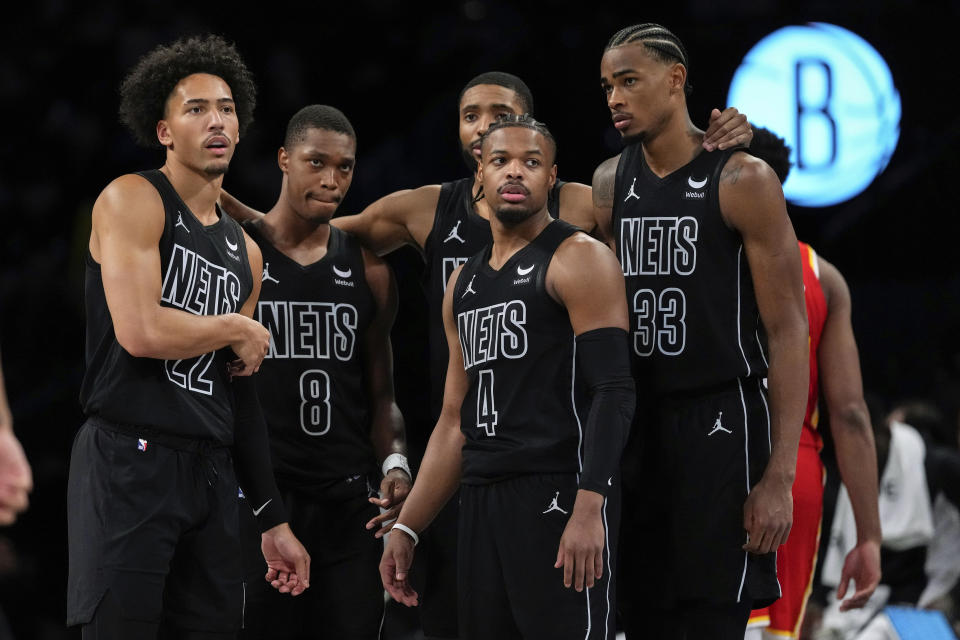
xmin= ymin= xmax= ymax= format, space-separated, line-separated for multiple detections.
xmin=380 ymin=265 xmax=470 ymax=606
xmin=702 ymin=107 xmax=752 ymax=151
xmin=719 ymin=153 xmax=808 ymax=555
xmin=548 ymin=235 xmax=635 ymax=592
xmin=332 ymin=185 xmax=441 ymax=256
xmin=359 ymin=249 xmax=412 ymax=536
xmin=555 ymin=181 xmax=598 ymax=234
xmin=817 ymin=257 xmax=881 ymax=610
xmin=219 ymin=188 xmax=265 ymax=223
xmin=93 ymin=175 xmax=269 ymax=366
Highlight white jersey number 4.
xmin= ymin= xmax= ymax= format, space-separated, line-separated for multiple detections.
xmin=476 ymin=369 xmax=498 ymax=437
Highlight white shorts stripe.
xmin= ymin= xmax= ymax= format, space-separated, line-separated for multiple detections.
xmin=737 ymin=377 xmax=750 ymax=603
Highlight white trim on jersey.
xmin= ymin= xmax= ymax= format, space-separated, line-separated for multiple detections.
xmin=757 ymin=377 xmax=772 ymax=454
xmin=571 ymin=337 xmax=584 ymax=475
xmin=757 ymin=377 xmax=782 ymax=599
xmin=584 ymin=585 xmax=592 ymax=639
xmin=755 ymin=329 xmax=769 ymax=369
xmin=602 ymin=495 xmax=613 ymax=640
xmin=736 ymin=245 xmax=752 ymax=377
xmin=737 ymin=377 xmax=750 ymax=603
xmin=810 ymin=245 xmax=821 ymax=280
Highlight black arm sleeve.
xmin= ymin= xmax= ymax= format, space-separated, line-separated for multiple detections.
xmin=232 ymin=376 xmax=287 ymax=532
xmin=576 ymin=327 xmax=636 ymax=495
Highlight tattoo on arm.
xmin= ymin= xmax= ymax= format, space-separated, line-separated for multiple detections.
xmin=720 ymin=164 xmax=743 ymax=185
xmin=592 ymin=161 xmax=617 ymax=208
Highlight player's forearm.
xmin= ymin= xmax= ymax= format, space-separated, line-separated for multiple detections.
xmin=232 ymin=377 xmax=287 ymax=531
xmin=395 ymin=420 xmax=463 ymax=533
xmin=219 ymin=189 xmax=264 ymax=223
xmin=832 ymin=401 xmax=882 ymax=544
xmin=762 ymin=327 xmax=808 ymax=483
xmin=117 ymin=307 xmax=247 ymax=360
xmin=370 ymin=401 xmax=407 ymax=463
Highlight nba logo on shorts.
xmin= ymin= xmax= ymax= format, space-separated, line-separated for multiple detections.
xmin=137 ymin=438 xmax=148 ymax=452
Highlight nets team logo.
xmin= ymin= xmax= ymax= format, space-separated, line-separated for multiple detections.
xmin=727 ymin=23 xmax=900 ymax=207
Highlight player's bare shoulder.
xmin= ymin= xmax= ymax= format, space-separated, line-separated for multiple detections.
xmin=717 ymin=150 xmax=787 ymax=230
xmin=90 ymin=173 xmax=165 ymax=259
xmin=548 ymin=231 xmax=624 ymax=296
xmin=93 ymin=174 xmax=163 ymax=220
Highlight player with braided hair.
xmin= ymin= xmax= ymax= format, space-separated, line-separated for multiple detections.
xmin=592 ymin=23 xmax=808 ymax=638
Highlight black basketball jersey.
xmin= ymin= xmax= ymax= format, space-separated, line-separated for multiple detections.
xmin=80 ymin=170 xmax=254 ymax=443
xmin=247 ymin=223 xmax=377 ymax=487
xmin=451 ymin=219 xmax=586 ymax=484
xmin=422 ymin=177 xmax=565 ymax=421
xmin=612 ymin=144 xmax=768 ymax=395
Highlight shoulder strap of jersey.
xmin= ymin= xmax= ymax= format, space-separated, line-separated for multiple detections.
xmin=424 ymin=179 xmax=465 ymax=259
xmin=612 ymin=144 xmax=641 ymax=225
xmin=532 ymin=219 xmax=579 ymax=255
xmin=451 ymin=248 xmax=486 ymax=303
xmin=135 ymin=169 xmax=174 ymax=248
xmin=801 ymin=242 xmax=821 ymax=280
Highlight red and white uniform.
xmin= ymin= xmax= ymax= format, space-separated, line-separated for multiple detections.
xmin=749 ymin=242 xmax=828 ymax=637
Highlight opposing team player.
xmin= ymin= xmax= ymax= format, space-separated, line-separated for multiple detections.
xmin=745 ymin=126 xmax=881 ymax=639
xmin=68 ymin=35 xmax=309 ymax=638
xmin=238 ymin=105 xmax=411 ymax=639
xmin=380 ymin=115 xmax=635 ymax=640
xmin=220 ymin=73 xmax=751 ymax=639
xmin=592 ymin=24 xmax=809 ymax=638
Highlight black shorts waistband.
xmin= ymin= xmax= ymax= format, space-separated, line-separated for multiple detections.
xmin=87 ymin=415 xmax=230 ymax=453
xmin=657 ymin=376 xmax=764 ymax=406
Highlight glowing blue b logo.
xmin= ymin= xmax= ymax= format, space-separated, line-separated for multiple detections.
xmin=727 ymin=23 xmax=901 ymax=207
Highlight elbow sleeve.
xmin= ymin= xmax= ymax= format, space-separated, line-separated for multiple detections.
xmin=232 ymin=376 xmax=287 ymax=532
xmin=576 ymin=327 xmax=636 ymax=495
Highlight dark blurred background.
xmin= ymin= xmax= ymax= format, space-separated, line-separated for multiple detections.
xmin=1 ymin=1 xmax=958 ymax=637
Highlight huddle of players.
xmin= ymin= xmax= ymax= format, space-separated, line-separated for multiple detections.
xmin=68 ymin=21 xmax=881 ymax=640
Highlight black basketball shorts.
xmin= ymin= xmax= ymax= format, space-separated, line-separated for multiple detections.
xmin=239 ymin=479 xmax=385 ymax=639
xmin=619 ymin=377 xmax=780 ymax=612
xmin=458 ymin=474 xmax=620 ymax=640
xmin=416 ymin=494 xmax=460 ymax=638
xmin=67 ymin=417 xmax=243 ymax=632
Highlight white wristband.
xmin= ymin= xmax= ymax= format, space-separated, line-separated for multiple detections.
xmin=391 ymin=522 xmax=419 ymax=546
xmin=382 ymin=453 xmax=411 ymax=479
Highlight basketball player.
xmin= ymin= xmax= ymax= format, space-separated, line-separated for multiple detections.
xmin=591 ymin=24 xmax=809 ymax=638
xmin=0 ymin=353 xmax=31 ymax=526
xmin=745 ymin=126 xmax=881 ymax=639
xmin=380 ymin=115 xmax=635 ymax=640
xmin=238 ymin=104 xmax=411 ymax=640
xmin=220 ymin=73 xmax=750 ymax=638
xmin=68 ymin=35 xmax=309 ymax=639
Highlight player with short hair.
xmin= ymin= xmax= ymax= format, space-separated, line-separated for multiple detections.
xmin=68 ymin=35 xmax=309 ymax=639
xmin=237 ymin=104 xmax=411 ymax=640
xmin=220 ymin=71 xmax=750 ymax=639
xmin=745 ymin=126 xmax=881 ymax=639
xmin=592 ymin=24 xmax=809 ymax=638
xmin=380 ymin=115 xmax=636 ymax=640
